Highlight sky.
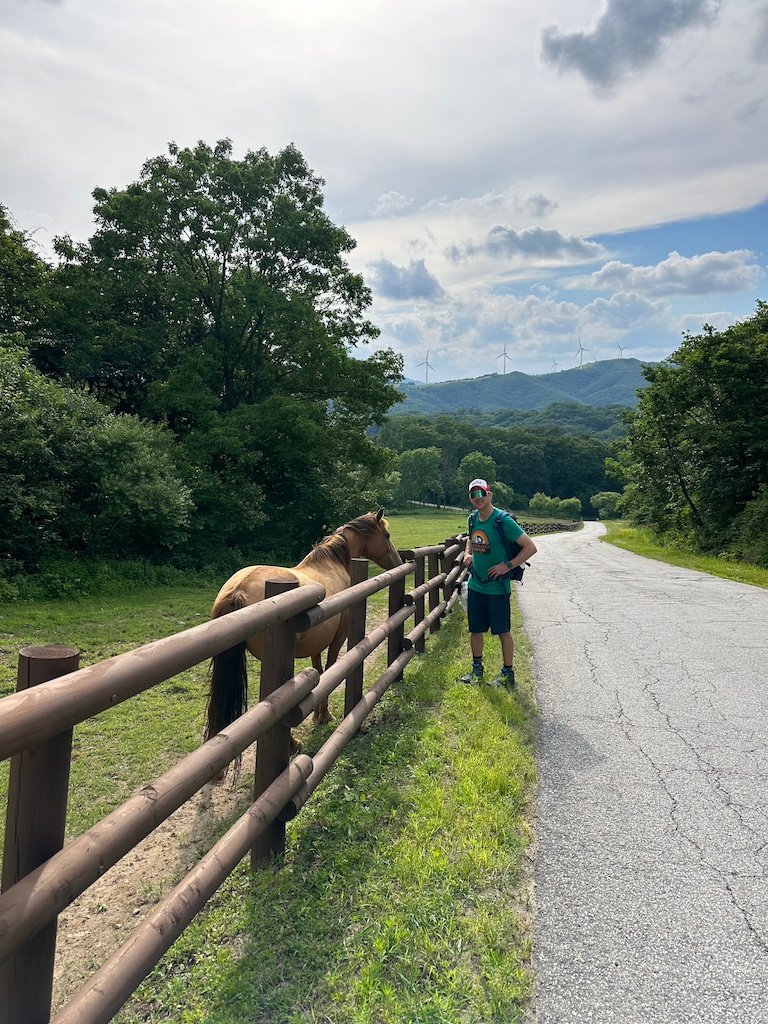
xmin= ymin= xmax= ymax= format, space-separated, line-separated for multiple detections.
xmin=2 ymin=0 xmax=767 ymax=382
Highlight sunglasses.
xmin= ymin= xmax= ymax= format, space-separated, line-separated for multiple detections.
xmin=470 ymin=488 xmax=488 ymax=499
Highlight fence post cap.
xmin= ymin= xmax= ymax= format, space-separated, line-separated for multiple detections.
xmin=19 ymin=645 xmax=80 ymax=660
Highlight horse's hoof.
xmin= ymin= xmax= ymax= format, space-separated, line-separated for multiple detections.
xmin=315 ymin=712 xmax=333 ymax=725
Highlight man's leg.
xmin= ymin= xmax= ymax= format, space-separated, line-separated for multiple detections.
xmin=460 ymin=591 xmax=488 ymax=683
xmin=489 ymin=597 xmax=516 ymax=689
xmin=499 ymin=631 xmax=514 ymax=665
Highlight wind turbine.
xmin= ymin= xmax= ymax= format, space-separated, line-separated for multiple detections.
xmin=551 ymin=356 xmax=560 ymax=372
xmin=496 ymin=340 xmax=511 ymax=374
xmin=616 ymin=340 xmax=627 ymax=358
xmin=574 ymin=337 xmax=587 ymax=368
xmin=417 ymin=348 xmax=435 ymax=384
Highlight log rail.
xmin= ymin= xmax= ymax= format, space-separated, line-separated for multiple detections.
xmin=0 ymin=539 xmax=468 ymax=1024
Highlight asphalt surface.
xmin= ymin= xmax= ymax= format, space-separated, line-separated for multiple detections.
xmin=516 ymin=522 xmax=768 ymax=1024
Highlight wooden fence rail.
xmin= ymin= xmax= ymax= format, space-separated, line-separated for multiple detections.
xmin=0 ymin=538 xmax=467 ymax=1024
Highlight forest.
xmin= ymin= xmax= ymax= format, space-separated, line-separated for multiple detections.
xmin=2 ymin=139 xmax=767 ymax=595
xmin=1 ymin=141 xmax=403 ymax=582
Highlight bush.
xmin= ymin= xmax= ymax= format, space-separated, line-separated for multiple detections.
xmin=590 ymin=491 xmax=623 ymax=518
xmin=528 ymin=492 xmax=560 ymax=517
xmin=730 ymin=485 xmax=768 ymax=568
xmin=558 ymin=497 xmax=582 ymax=520
xmin=1 ymin=554 xmax=220 ymax=602
xmin=0 ymin=340 xmax=193 ymax=568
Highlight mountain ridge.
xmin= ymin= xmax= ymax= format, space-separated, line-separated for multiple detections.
xmin=393 ymin=357 xmax=651 ymax=414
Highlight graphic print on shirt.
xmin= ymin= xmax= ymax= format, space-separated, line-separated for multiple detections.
xmin=471 ymin=527 xmax=491 ymax=555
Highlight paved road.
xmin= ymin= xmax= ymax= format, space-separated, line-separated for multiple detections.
xmin=517 ymin=523 xmax=768 ymax=1024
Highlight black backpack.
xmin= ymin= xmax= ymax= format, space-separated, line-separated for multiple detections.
xmin=468 ymin=509 xmax=530 ymax=583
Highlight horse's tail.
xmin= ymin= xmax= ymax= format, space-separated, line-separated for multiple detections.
xmin=204 ymin=589 xmax=250 ymax=742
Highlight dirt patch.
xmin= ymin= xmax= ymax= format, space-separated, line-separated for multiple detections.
xmin=53 ymin=749 xmax=255 ymax=1010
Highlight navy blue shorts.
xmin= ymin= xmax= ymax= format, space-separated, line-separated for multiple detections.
xmin=467 ymin=587 xmax=511 ymax=635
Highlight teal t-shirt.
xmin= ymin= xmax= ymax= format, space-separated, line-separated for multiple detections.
xmin=467 ymin=508 xmax=524 ymax=596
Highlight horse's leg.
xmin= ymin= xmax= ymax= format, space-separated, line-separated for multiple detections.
xmin=311 ymin=651 xmax=331 ymax=724
xmin=289 ymin=655 xmax=323 ymax=754
xmin=313 ymin=631 xmax=346 ymax=724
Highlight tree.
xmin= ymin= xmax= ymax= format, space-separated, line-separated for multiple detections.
xmin=590 ymin=491 xmax=622 ymax=518
xmin=0 ymin=205 xmax=48 ymax=336
xmin=39 ymin=140 xmax=403 ymax=555
xmin=0 ymin=338 xmax=192 ymax=571
xmin=616 ymin=303 xmax=768 ymax=549
xmin=557 ymin=497 xmax=582 ymax=520
xmin=456 ymin=451 xmax=496 ymax=494
xmin=529 ymin=492 xmax=560 ymax=517
xmin=396 ymin=448 xmax=444 ymax=505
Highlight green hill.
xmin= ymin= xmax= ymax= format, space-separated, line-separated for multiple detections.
xmin=394 ymin=358 xmax=650 ymax=415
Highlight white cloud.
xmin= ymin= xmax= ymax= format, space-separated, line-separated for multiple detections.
xmin=370 ymin=191 xmax=415 ymax=218
xmin=570 ymin=249 xmax=763 ymax=296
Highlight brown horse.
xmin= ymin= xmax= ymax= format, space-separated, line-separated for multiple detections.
xmin=204 ymin=510 xmax=402 ymax=746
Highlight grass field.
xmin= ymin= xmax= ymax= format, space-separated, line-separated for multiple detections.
xmin=0 ymin=511 xmax=536 ymax=1023
xmin=601 ymin=521 xmax=768 ymax=589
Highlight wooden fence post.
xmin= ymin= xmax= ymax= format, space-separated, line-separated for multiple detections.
xmin=0 ymin=644 xmax=80 ymax=1024
xmin=387 ymin=568 xmax=407 ymax=680
xmin=251 ymin=580 xmax=298 ymax=867
xmin=414 ymin=554 xmax=426 ymax=654
xmin=428 ymin=551 xmax=440 ymax=633
xmin=344 ymin=558 xmax=369 ymax=717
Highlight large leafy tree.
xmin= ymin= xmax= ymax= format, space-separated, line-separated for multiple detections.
xmin=39 ymin=140 xmax=403 ymax=555
xmin=615 ymin=302 xmax=768 ymax=553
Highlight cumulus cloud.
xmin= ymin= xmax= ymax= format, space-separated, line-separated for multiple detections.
xmin=446 ymin=225 xmax=605 ymax=262
xmin=570 ymin=249 xmax=762 ymax=296
xmin=680 ymin=309 xmax=741 ymax=333
xmin=583 ymin=290 xmax=669 ymax=329
xmin=540 ymin=0 xmax=722 ymax=89
xmin=370 ymin=191 xmax=414 ymax=218
xmin=368 ymin=258 xmax=444 ymax=301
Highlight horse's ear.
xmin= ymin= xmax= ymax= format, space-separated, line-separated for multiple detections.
xmin=375 ymin=508 xmax=385 ymax=522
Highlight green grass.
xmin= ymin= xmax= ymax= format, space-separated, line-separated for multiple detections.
xmin=601 ymin=521 xmax=768 ymax=589
xmin=1 ymin=514 xmax=537 ymax=1021
xmin=119 ymin=610 xmax=536 ymax=1024
xmin=387 ymin=510 xmax=467 ymax=551
xmin=0 ymin=585 xmax=217 ymax=842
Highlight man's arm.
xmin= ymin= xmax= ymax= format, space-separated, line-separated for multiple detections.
xmin=487 ymin=530 xmax=537 ymax=579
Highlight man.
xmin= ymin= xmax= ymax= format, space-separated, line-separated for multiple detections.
xmin=459 ymin=478 xmax=537 ymax=688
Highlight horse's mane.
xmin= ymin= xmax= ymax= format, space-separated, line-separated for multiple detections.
xmin=301 ymin=531 xmax=351 ymax=569
xmin=343 ymin=513 xmax=389 ymax=536
xmin=301 ymin=513 xmax=386 ymax=568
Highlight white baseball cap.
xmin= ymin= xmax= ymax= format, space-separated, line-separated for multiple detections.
xmin=468 ymin=478 xmax=490 ymax=493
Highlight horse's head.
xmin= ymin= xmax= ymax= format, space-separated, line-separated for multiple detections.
xmin=343 ymin=509 xmax=403 ymax=570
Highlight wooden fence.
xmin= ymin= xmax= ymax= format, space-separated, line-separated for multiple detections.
xmin=0 ymin=538 xmax=468 ymax=1024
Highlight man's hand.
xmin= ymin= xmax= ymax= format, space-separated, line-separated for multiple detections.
xmin=487 ymin=561 xmax=510 ymax=580
xmin=463 ymin=552 xmax=473 ymax=568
